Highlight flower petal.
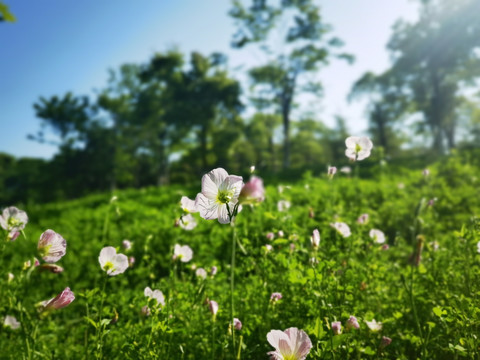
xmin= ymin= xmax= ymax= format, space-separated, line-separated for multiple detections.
xmin=196 ymin=194 xmax=219 ymax=220
xmin=98 ymin=246 xmax=116 ymax=268
xmin=202 ymin=168 xmax=228 ymax=199
xmin=345 ymin=136 xmax=360 ymax=149
xmin=217 ymin=204 xmax=230 ymax=224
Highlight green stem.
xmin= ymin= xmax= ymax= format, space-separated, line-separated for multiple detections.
xmin=230 ymin=224 xmax=237 ymax=358
xmin=95 ymin=275 xmax=109 ymax=359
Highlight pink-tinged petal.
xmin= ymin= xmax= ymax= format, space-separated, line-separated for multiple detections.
xmin=217 ymin=205 xmax=230 ymax=224
xmin=356 ymin=149 xmax=371 ymax=161
xmin=221 ymin=175 xmax=243 ymax=195
xmin=202 ymin=168 xmax=228 ymax=199
xmin=110 ymin=253 xmax=129 ymax=276
xmin=267 ymin=351 xmax=282 ymax=360
xmin=180 ymin=196 xmax=198 ymax=213
xmin=144 ymin=287 xmax=153 ymax=297
xmin=44 ymin=287 xmax=75 ymax=310
xmin=285 ymin=328 xmax=312 ymax=358
xmin=38 ymin=230 xmax=67 ymax=263
xmin=196 ymin=194 xmax=219 ymax=220
xmin=345 ymin=148 xmax=356 ymax=160
xmin=278 ymin=338 xmax=293 ymax=357
xmin=358 ymin=136 xmax=373 ymax=151
xmin=345 ymin=136 xmax=360 ymax=149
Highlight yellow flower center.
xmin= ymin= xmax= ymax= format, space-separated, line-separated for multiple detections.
xmin=216 ymin=189 xmax=233 ymax=204
xmin=283 ymin=355 xmax=298 ymax=360
xmin=39 ymin=244 xmax=52 ymax=258
xmin=103 ymin=261 xmax=115 ymax=272
xmin=355 ymin=143 xmax=362 ymax=153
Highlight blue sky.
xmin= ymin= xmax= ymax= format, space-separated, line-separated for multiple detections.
xmin=0 ymin=0 xmax=418 ymax=159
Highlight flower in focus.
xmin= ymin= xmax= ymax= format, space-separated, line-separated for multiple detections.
xmin=365 ymin=319 xmax=382 ymax=332
xmin=331 ymin=321 xmax=342 ymax=335
xmin=277 ymin=200 xmax=291 ymax=212
xmin=98 ymin=247 xmax=128 ymax=276
xmin=310 ymin=229 xmax=320 ymax=248
xmin=180 ymin=196 xmax=198 ymax=213
xmin=122 ymin=240 xmax=132 ymax=250
xmin=144 ymin=287 xmax=165 ymax=307
xmin=369 ymin=229 xmax=385 ymax=244
xmin=239 ymin=176 xmax=265 ymax=204
xmin=345 ymin=136 xmax=373 ymax=161
xmin=330 ymin=222 xmax=351 ymax=238
xmin=357 ymin=213 xmax=369 ymax=225
xmin=173 ymin=244 xmax=193 ymax=263
xmin=195 ymin=168 xmax=243 ymax=224
xmin=37 ymin=230 xmax=67 ymax=263
xmin=179 ymin=214 xmax=197 ymax=230
xmin=42 ymin=287 xmax=75 ymax=311
xmin=267 ymin=327 xmax=312 ymax=360
xmin=0 ymin=207 xmax=28 ymax=233
xmin=346 ymin=316 xmax=360 ymax=330
xmin=380 ymin=336 xmax=392 ymax=349
xmin=270 ymin=292 xmax=282 ymax=302
xmin=327 ymin=166 xmax=337 ymax=178
xmin=209 ymin=300 xmax=218 ymax=317
xmin=195 ymin=268 xmax=207 ymax=279
xmin=3 ymin=315 xmax=20 ymax=329
xmin=233 ymin=318 xmax=242 ymax=330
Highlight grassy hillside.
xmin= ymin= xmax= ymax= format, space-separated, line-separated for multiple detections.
xmin=1 ymin=153 xmax=479 ymax=359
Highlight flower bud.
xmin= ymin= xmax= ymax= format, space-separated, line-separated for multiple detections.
xmin=380 ymin=336 xmax=392 ymax=349
xmin=239 ymin=176 xmax=265 ymax=205
xmin=331 ymin=321 xmax=342 ymax=335
xmin=42 ymin=287 xmax=75 ymax=311
xmin=346 ymin=316 xmax=360 ymax=330
xmin=233 ymin=318 xmax=242 ymax=330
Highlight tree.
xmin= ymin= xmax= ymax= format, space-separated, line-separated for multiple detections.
xmin=0 ymin=2 xmax=15 ymax=23
xmin=230 ymin=0 xmax=352 ymax=169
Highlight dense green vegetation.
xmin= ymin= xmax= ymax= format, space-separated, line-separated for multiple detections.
xmin=1 ymin=151 xmax=479 ymax=359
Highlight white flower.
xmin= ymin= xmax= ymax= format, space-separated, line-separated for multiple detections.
xmin=340 ymin=166 xmax=351 ymax=174
xmin=195 ymin=168 xmax=243 ymax=224
xmin=0 ymin=207 xmax=28 ymax=232
xmin=311 ymin=229 xmax=320 ymax=248
xmin=195 ymin=268 xmax=207 ymax=279
xmin=179 ymin=214 xmax=197 ymax=230
xmin=173 ymin=244 xmax=193 ymax=263
xmin=477 ymin=241 xmax=480 ymax=254
xmin=122 ymin=240 xmax=132 ymax=250
xmin=331 ymin=222 xmax=351 ymax=238
xmin=345 ymin=136 xmax=373 ymax=161
xmin=37 ymin=230 xmax=67 ymax=263
xmin=369 ymin=229 xmax=385 ymax=244
xmin=365 ymin=319 xmax=382 ymax=332
xmin=277 ymin=200 xmax=291 ymax=212
xmin=98 ymin=246 xmax=128 ymax=276
xmin=3 ymin=315 xmax=20 ymax=329
xmin=180 ymin=196 xmax=198 ymax=213
xmin=267 ymin=327 xmax=312 ymax=360
xmin=144 ymin=287 xmax=165 ymax=307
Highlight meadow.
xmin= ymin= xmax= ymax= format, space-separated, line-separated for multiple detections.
xmin=1 ymin=148 xmax=480 ymax=359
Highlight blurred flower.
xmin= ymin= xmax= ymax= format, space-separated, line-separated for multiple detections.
xmin=369 ymin=229 xmax=385 ymax=244
xmin=270 ymin=292 xmax=282 ymax=302
xmin=122 ymin=240 xmax=132 ymax=250
xmin=173 ymin=244 xmax=193 ymax=263
xmin=98 ymin=247 xmax=128 ymax=276
xmin=179 ymin=214 xmax=197 ymax=230
xmin=42 ymin=287 xmax=75 ymax=311
xmin=0 ymin=206 xmax=28 ymax=233
xmin=39 ymin=264 xmax=64 ymax=273
xmin=381 ymin=244 xmax=390 ymax=251
xmin=345 ymin=136 xmax=373 ymax=161
xmin=209 ymin=300 xmax=218 ymax=317
xmin=278 ymin=230 xmax=285 ymax=238
xmin=328 ymin=166 xmax=337 ymax=178
xmin=346 ymin=316 xmax=360 ymax=330
xmin=196 ymin=268 xmax=207 ymax=279
xmin=365 ymin=319 xmax=382 ymax=332
xmin=340 ymin=166 xmax=351 ymax=174
xmin=422 ymin=168 xmax=430 ymax=177
xmin=309 ymin=207 xmax=314 ymax=218
xmin=380 ymin=336 xmax=392 ymax=349
xmin=8 ymin=231 xmax=20 ymax=241
xmin=250 ymin=165 xmax=255 ymax=173
xmin=195 ymin=168 xmax=243 ymax=224
xmin=144 ymin=287 xmax=165 ymax=307
xmin=331 ymin=321 xmax=342 ymax=335
xmin=330 ymin=222 xmax=351 ymax=238
xmin=128 ymin=256 xmax=135 ymax=267
xmin=3 ymin=315 xmax=20 ymax=330
xmin=428 ymin=198 xmax=437 ymax=207
xmin=7 ymin=272 xmax=14 ymax=283
xmin=265 ymin=244 xmax=273 ymax=253
xmin=239 ymin=176 xmax=265 ymax=204
xmin=277 ymin=200 xmax=291 ymax=212
xmin=233 ymin=317 xmax=242 ymax=330
xmin=430 ymin=241 xmax=439 ymax=251
xmin=267 ymin=327 xmax=312 ymax=360
xmin=210 ymin=266 xmax=218 ymax=276
xmin=37 ymin=230 xmax=66 ymax=263
xmin=289 ymin=243 xmax=295 ymax=252
xmin=180 ymin=196 xmax=198 ymax=213
xmin=311 ymin=229 xmax=320 ymax=248
xmin=266 ymin=232 xmax=275 ymax=241
xmin=397 ymin=182 xmax=405 ymax=189
xmin=357 ymin=213 xmax=369 ymax=225
xmin=309 ymin=257 xmax=318 ymax=266
xmin=477 ymin=241 xmax=480 ymax=254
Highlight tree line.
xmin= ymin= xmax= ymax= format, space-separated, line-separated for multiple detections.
xmin=1 ymin=0 xmax=480 ymax=204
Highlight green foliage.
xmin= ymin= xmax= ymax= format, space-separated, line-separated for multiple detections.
xmin=0 ymin=155 xmax=479 ymax=358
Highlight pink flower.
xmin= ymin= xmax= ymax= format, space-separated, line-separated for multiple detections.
xmin=37 ymin=230 xmax=67 ymax=263
xmin=239 ymin=176 xmax=265 ymax=204
xmin=195 ymin=268 xmax=207 ymax=279
xmin=310 ymin=229 xmax=320 ymax=248
xmin=233 ymin=318 xmax=242 ymax=330
xmin=195 ymin=168 xmax=243 ymax=224
xmin=270 ymin=292 xmax=282 ymax=302
xmin=210 ymin=266 xmax=218 ymax=276
xmin=39 ymin=264 xmax=64 ymax=273
xmin=380 ymin=336 xmax=392 ymax=349
xmin=331 ymin=321 xmax=342 ymax=335
xmin=267 ymin=327 xmax=312 ymax=360
xmin=122 ymin=240 xmax=132 ymax=250
xmin=266 ymin=232 xmax=275 ymax=241
xmin=357 ymin=213 xmax=369 ymax=225
xmin=346 ymin=316 xmax=360 ymax=330
xmin=328 ymin=166 xmax=337 ymax=178
xmin=42 ymin=287 xmax=75 ymax=311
